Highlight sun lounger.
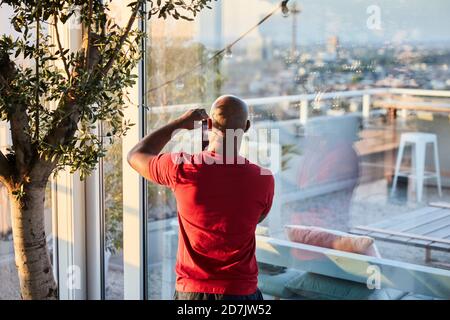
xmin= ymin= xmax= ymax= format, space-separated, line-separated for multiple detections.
xmin=350 ymin=203 xmax=450 ymax=268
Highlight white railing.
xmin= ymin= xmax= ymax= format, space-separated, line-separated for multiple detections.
xmin=1 ymin=88 xmax=450 ymax=150
xmin=147 ymin=88 xmax=386 ymax=115
xmin=147 ymin=87 xmax=450 ymax=125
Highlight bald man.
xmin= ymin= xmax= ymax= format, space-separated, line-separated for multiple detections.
xmin=128 ymin=95 xmax=274 ymax=300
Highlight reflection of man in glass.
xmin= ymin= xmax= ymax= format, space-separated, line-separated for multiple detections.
xmin=295 ymin=116 xmax=360 ymax=229
xmin=128 ymin=95 xmax=274 ymax=300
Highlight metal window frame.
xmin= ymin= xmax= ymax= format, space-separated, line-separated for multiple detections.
xmin=122 ymin=1 xmax=147 ymax=300
xmin=50 ymin=12 xmax=104 ymax=301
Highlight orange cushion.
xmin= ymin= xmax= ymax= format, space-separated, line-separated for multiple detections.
xmin=285 ymin=225 xmax=380 ymax=257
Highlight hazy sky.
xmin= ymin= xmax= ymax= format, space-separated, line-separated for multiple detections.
xmin=198 ymin=0 xmax=450 ymax=47
xmin=0 ymin=5 xmax=13 ymax=36
xmin=2 ymin=1 xmax=450 ymax=47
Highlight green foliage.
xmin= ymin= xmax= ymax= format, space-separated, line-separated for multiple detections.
xmin=0 ymin=0 xmax=216 ymax=183
xmin=147 ymin=0 xmax=214 ymax=20
xmin=331 ymin=99 xmax=351 ymax=111
xmin=351 ymin=74 xmax=363 ymax=84
xmin=103 ymin=139 xmax=123 ymax=253
xmin=281 ymin=144 xmax=301 ymax=171
xmin=11 ymin=183 xmax=26 ymax=201
xmin=147 ymin=42 xmax=223 ymax=107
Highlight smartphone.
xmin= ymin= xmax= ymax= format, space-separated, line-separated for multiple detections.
xmin=201 ymin=120 xmax=209 ymax=150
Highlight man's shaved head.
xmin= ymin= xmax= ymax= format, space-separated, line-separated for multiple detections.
xmin=210 ymin=95 xmax=250 ymax=132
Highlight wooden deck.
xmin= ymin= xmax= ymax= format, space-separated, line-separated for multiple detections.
xmin=351 ymin=203 xmax=450 ymax=255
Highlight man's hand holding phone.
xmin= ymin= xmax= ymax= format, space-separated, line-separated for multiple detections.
xmin=176 ymin=108 xmax=209 ymax=130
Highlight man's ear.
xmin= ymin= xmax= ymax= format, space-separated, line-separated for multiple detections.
xmin=207 ymin=118 xmax=213 ymax=130
xmin=244 ymin=120 xmax=251 ymax=133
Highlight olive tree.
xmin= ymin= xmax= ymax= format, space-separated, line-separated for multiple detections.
xmin=0 ymin=0 xmax=215 ymax=300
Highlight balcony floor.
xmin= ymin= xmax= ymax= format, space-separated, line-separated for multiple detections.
xmin=282 ymin=174 xmax=450 ymax=269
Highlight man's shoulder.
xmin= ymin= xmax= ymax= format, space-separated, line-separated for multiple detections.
xmin=164 ymin=152 xmax=197 ymax=165
xmin=246 ymin=163 xmax=275 ymax=195
xmin=165 ymin=152 xmax=275 ymax=179
xmin=243 ymin=160 xmax=274 ymax=180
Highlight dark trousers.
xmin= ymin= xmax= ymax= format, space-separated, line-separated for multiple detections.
xmin=174 ymin=289 xmax=264 ymax=301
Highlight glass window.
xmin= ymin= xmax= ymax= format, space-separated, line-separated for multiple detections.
xmin=103 ymin=135 xmax=124 ymax=300
xmin=0 ymin=4 xmax=20 ymax=300
xmin=100 ymin=2 xmax=130 ymax=300
xmin=144 ymin=0 xmax=450 ymax=300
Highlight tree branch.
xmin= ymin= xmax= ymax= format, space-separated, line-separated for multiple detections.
xmin=10 ymin=108 xmax=33 ymax=177
xmin=28 ymin=154 xmax=57 ymax=186
xmin=35 ymin=2 xmax=41 ymax=140
xmin=0 ymin=53 xmax=33 ymax=178
xmin=41 ymin=1 xmax=141 ymax=174
xmin=43 ymin=96 xmax=79 ymax=145
xmin=53 ymin=15 xmax=71 ymax=79
xmin=96 ymin=1 xmax=141 ymax=77
xmin=42 ymin=1 xmax=141 ymax=150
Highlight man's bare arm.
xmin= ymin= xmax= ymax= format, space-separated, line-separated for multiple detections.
xmin=258 ymin=175 xmax=275 ymax=223
xmin=127 ymin=108 xmax=209 ymax=180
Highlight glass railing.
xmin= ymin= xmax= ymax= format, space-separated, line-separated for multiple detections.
xmin=146 ymin=88 xmax=450 ymax=299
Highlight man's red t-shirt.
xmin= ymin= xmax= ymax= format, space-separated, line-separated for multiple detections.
xmin=148 ymin=151 xmax=274 ymax=295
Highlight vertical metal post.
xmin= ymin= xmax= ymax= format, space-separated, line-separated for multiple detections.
xmin=362 ymin=94 xmax=371 ymax=119
xmin=300 ymin=99 xmax=308 ymax=125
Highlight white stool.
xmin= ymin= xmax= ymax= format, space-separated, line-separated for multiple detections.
xmin=391 ymin=132 xmax=442 ymax=202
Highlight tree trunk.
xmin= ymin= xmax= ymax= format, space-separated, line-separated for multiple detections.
xmin=10 ymin=184 xmax=57 ymax=300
